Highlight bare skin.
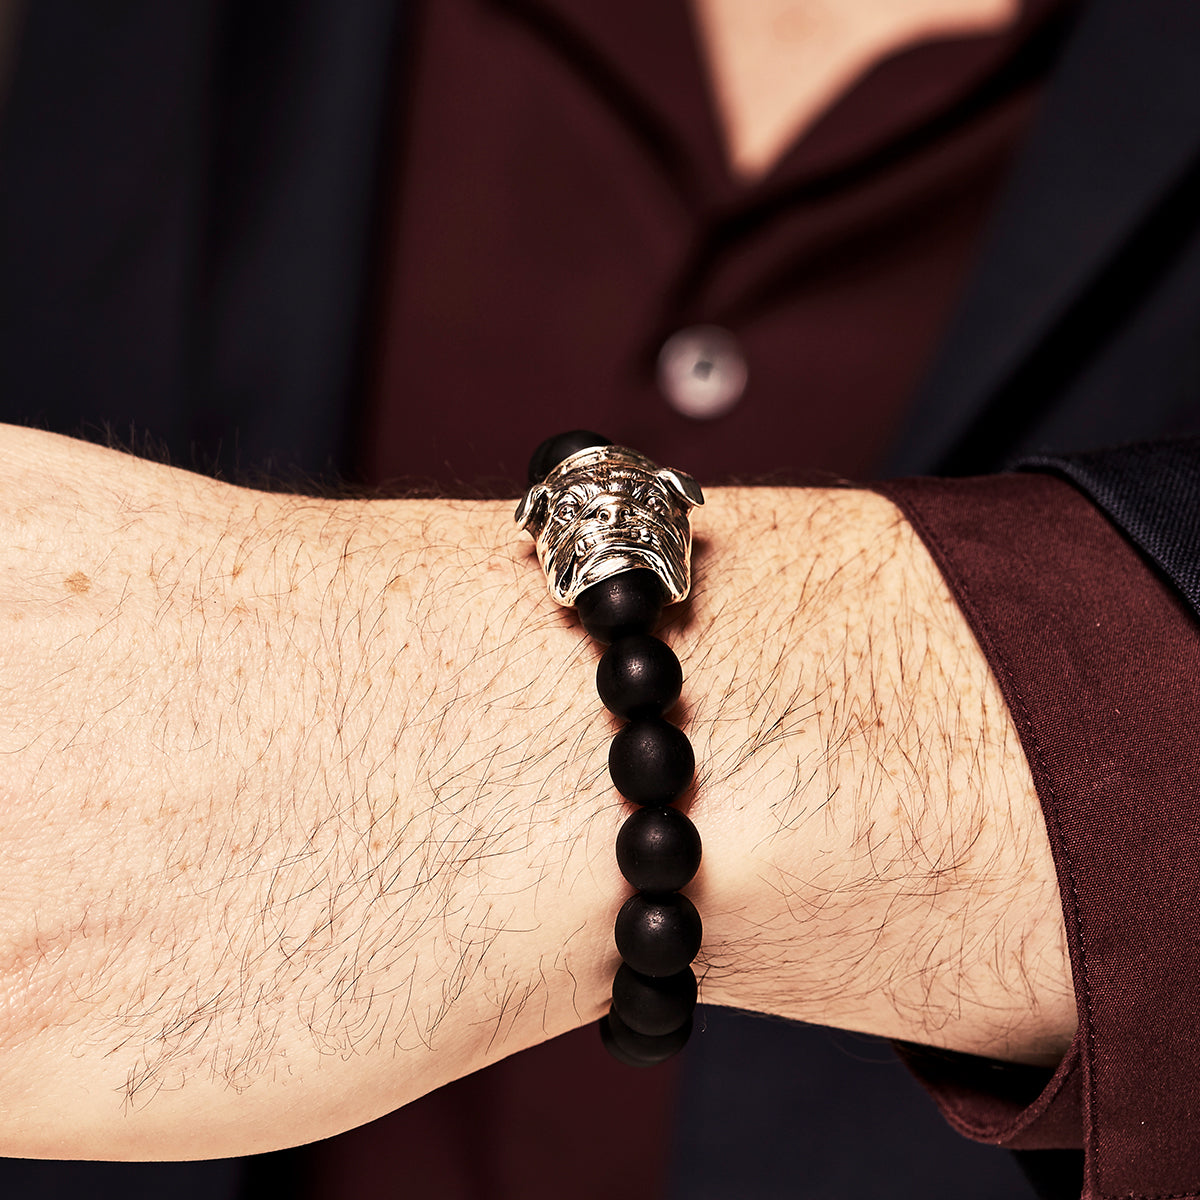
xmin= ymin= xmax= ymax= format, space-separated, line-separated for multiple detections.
xmin=0 ymin=427 xmax=1072 ymax=1160
xmin=691 ymin=0 xmax=1021 ymax=178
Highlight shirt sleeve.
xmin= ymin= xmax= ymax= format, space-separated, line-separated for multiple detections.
xmin=873 ymin=469 xmax=1200 ymax=1200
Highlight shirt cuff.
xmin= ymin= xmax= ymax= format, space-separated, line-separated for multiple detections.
xmin=874 ymin=472 xmax=1200 ymax=1199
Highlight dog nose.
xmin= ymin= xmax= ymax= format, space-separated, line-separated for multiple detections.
xmin=593 ymin=497 xmax=629 ymax=527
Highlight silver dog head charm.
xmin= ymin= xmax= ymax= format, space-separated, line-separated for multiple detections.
xmin=515 ymin=445 xmax=704 ymax=607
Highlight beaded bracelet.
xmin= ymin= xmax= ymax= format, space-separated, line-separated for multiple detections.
xmin=516 ymin=431 xmax=704 ymax=1067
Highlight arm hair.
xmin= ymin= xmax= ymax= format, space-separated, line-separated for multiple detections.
xmin=0 ymin=426 xmax=1072 ymax=1158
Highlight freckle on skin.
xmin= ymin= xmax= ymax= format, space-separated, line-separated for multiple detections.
xmin=65 ymin=571 xmax=91 ymax=595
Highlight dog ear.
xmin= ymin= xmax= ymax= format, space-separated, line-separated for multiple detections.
xmin=658 ymin=468 xmax=704 ymax=508
xmin=514 ymin=484 xmax=550 ymax=531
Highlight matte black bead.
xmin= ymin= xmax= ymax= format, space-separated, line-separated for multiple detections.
xmin=576 ymin=570 xmax=664 ymax=644
xmin=527 ymin=430 xmax=611 ymax=484
xmin=609 ymin=717 xmax=694 ymax=805
xmin=596 ymin=635 xmax=683 ymax=719
xmin=616 ymin=805 xmax=702 ymax=892
xmin=611 ymin=963 xmax=697 ymax=1037
xmin=599 ymin=1006 xmax=692 ymax=1067
xmin=614 ymin=892 xmax=702 ymax=977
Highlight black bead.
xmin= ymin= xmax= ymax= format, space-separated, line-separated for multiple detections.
xmin=614 ymin=892 xmax=702 ymax=978
xmin=616 ymin=805 xmax=702 ymax=892
xmin=596 ymin=635 xmax=683 ymax=719
xmin=576 ymin=570 xmax=664 ymax=643
xmin=609 ymin=717 xmax=694 ymax=805
xmin=611 ymin=963 xmax=697 ymax=1037
xmin=527 ymin=430 xmax=611 ymax=484
xmin=599 ymin=1006 xmax=692 ymax=1067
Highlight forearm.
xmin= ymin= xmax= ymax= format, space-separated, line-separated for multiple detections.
xmin=0 ymin=427 xmax=1072 ymax=1159
xmin=684 ymin=487 xmax=1073 ymax=1067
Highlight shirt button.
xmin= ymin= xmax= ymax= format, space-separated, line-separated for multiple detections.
xmin=656 ymin=325 xmax=748 ymax=420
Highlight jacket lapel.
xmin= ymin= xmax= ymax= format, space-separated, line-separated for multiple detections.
xmin=887 ymin=0 xmax=1200 ymax=476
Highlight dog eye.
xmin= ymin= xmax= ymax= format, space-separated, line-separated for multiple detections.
xmin=645 ymin=492 xmax=667 ymax=514
xmin=557 ymin=499 xmax=578 ymax=521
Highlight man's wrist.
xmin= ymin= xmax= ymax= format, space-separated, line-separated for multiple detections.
xmin=445 ymin=480 xmax=1071 ymax=1066
xmin=678 ymin=487 xmax=1073 ymax=1066
xmin=0 ymin=428 xmax=1074 ymax=1161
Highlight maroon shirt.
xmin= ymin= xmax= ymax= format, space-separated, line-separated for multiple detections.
xmin=881 ymin=475 xmax=1200 ymax=1198
xmin=362 ymin=0 xmax=1068 ymax=490
xmin=299 ymin=2 xmax=1200 ymax=1198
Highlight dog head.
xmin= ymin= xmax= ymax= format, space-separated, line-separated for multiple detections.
xmin=516 ymin=445 xmax=703 ymax=606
